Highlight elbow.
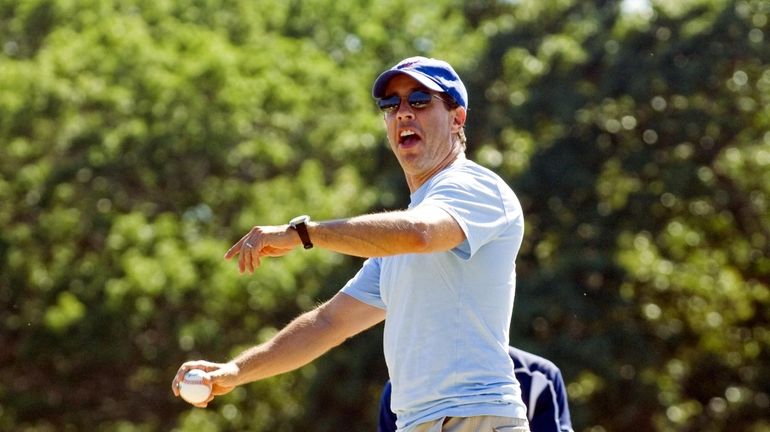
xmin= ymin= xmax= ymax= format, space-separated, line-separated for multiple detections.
xmin=315 ymin=304 xmax=352 ymax=347
xmin=403 ymin=221 xmax=433 ymax=253
xmin=397 ymin=212 xmax=464 ymax=254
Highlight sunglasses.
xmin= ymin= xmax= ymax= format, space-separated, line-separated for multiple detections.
xmin=377 ymin=90 xmax=449 ymax=113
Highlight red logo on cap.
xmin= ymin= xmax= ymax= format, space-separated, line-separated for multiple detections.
xmin=398 ymin=60 xmax=419 ymax=69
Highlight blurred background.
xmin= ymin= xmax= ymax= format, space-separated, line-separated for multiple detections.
xmin=1 ymin=0 xmax=768 ymax=430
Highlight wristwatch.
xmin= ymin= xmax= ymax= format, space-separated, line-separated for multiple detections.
xmin=289 ymin=215 xmax=313 ymax=249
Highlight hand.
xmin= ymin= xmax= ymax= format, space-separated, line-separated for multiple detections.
xmin=171 ymin=360 xmax=239 ymax=407
xmin=224 ymin=225 xmax=296 ymax=273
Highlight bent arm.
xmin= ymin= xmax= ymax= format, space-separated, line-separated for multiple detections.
xmin=230 ymin=293 xmax=385 ymax=385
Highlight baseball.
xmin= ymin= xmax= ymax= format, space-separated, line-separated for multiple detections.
xmin=179 ymin=369 xmax=212 ymax=404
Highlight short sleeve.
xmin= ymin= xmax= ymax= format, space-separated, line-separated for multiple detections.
xmin=419 ymin=174 xmax=518 ymax=259
xmin=340 ymin=257 xmax=386 ymax=309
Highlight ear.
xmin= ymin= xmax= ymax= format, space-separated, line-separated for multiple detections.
xmin=451 ymin=107 xmax=466 ymax=133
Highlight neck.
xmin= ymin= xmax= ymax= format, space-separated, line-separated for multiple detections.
xmin=405 ymin=151 xmax=466 ymax=193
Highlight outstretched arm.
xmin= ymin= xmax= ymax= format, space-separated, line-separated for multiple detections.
xmin=225 ymin=205 xmax=465 ymax=273
xmin=171 ymin=293 xmax=385 ymax=407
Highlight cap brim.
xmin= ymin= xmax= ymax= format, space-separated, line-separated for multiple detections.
xmin=372 ymin=70 xmax=444 ymax=98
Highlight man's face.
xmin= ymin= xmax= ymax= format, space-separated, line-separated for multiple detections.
xmin=381 ymin=75 xmax=465 ymax=184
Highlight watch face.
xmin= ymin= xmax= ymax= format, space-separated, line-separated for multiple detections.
xmin=290 ymin=215 xmax=310 ymax=226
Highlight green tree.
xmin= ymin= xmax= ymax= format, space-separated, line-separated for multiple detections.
xmin=1 ymin=0 xmax=768 ymax=431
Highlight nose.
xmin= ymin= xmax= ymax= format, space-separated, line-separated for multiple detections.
xmin=396 ymin=97 xmax=416 ymax=121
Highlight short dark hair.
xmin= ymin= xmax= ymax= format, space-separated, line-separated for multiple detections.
xmin=439 ymin=94 xmax=467 ymax=150
xmin=439 ymin=94 xmax=460 ymax=110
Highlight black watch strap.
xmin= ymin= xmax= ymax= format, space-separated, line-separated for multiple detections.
xmin=289 ymin=215 xmax=313 ymax=249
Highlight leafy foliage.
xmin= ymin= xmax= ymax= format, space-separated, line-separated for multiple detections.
xmin=1 ymin=0 xmax=767 ymax=431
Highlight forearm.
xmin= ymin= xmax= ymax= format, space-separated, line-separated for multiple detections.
xmin=309 ymin=212 xmax=426 ymax=257
xmin=230 ymin=309 xmax=341 ymax=384
xmin=229 ymin=294 xmax=384 ymax=385
xmin=308 ymin=207 xmax=464 ymax=257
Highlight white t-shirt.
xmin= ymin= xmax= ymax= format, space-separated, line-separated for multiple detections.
xmin=341 ymin=158 xmax=527 ymax=430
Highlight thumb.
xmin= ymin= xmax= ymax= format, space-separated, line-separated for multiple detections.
xmin=208 ymin=362 xmax=240 ymax=388
xmin=211 ymin=382 xmax=235 ymax=396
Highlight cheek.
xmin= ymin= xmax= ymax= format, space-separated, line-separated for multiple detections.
xmin=425 ymin=117 xmax=450 ymax=142
xmin=384 ymin=116 xmax=399 ymax=146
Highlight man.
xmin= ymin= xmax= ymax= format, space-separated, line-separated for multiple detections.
xmin=172 ymin=56 xmax=529 ymax=432
xmin=378 ymin=347 xmax=574 ymax=432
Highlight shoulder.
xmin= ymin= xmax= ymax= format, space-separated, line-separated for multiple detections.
xmin=437 ymin=159 xmax=505 ymax=183
xmin=426 ymin=159 xmax=514 ymax=198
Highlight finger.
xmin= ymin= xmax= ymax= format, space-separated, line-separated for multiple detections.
xmin=173 ymin=360 xmax=215 ymax=393
xmin=224 ymin=242 xmax=240 ymax=260
xmin=174 ymin=368 xmax=189 ymax=390
xmin=238 ymin=249 xmax=251 ymax=274
xmin=246 ymin=247 xmax=256 ymax=274
xmin=249 ymin=247 xmax=262 ymax=273
xmin=211 ymin=385 xmax=234 ymax=396
xmin=190 ymin=387 xmax=217 ymax=408
xmin=239 ymin=242 xmax=252 ymax=273
xmin=172 ymin=366 xmax=192 ymax=397
xmin=250 ymin=239 xmax=261 ymax=273
xmin=225 ymin=236 xmax=248 ymax=260
xmin=225 ymin=231 xmax=253 ymax=260
xmin=182 ymin=360 xmax=220 ymax=372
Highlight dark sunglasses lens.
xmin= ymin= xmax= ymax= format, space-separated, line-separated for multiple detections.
xmin=408 ymin=91 xmax=433 ymax=108
xmin=377 ymin=95 xmax=401 ymax=112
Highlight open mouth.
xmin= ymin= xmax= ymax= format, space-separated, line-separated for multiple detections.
xmin=399 ymin=129 xmax=421 ymax=147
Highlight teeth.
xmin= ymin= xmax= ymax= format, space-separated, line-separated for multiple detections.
xmin=400 ymin=130 xmax=416 ymax=137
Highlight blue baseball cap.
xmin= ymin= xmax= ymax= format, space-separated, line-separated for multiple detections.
xmin=372 ymin=56 xmax=468 ymax=109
